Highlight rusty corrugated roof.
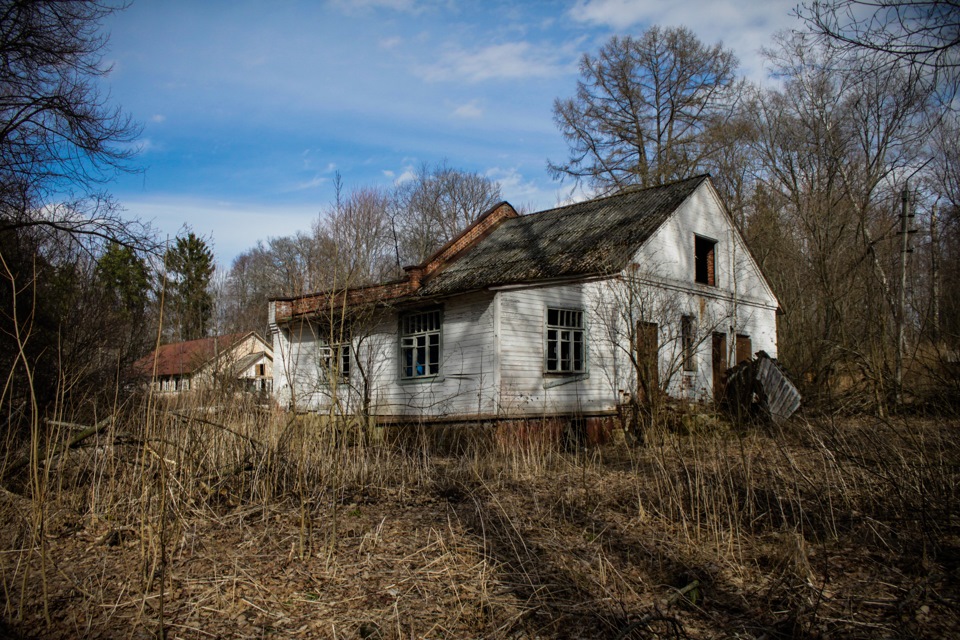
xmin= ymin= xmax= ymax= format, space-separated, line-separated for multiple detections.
xmin=133 ymin=332 xmax=253 ymax=377
xmin=417 ymin=175 xmax=708 ymax=296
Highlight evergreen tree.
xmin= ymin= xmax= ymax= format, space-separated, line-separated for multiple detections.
xmin=97 ymin=242 xmax=151 ymax=320
xmin=165 ymin=232 xmax=215 ymax=341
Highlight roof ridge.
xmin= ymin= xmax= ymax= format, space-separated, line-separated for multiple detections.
xmin=522 ymin=174 xmax=710 ymax=219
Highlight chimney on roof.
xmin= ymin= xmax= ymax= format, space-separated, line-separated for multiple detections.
xmin=403 ymin=265 xmax=424 ymax=289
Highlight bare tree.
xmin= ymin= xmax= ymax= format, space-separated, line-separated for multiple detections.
xmin=925 ymin=113 xmax=960 ymax=345
xmin=316 ymin=184 xmax=395 ymax=286
xmin=549 ymin=26 xmax=743 ymax=193
xmin=747 ymin=33 xmax=932 ymax=408
xmin=0 ymin=0 xmax=146 ymax=245
xmin=0 ymin=1 xmax=158 ymax=430
xmin=392 ymin=161 xmax=502 ymax=265
xmin=799 ymin=0 xmax=960 ymax=101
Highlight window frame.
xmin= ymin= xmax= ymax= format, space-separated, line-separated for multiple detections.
xmin=399 ymin=308 xmax=442 ymax=381
xmin=318 ymin=341 xmax=351 ymax=384
xmin=545 ymin=307 xmax=587 ymax=375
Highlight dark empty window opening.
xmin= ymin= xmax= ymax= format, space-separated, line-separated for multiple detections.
xmin=320 ymin=342 xmax=351 ymax=382
xmin=695 ymin=236 xmax=716 ymax=286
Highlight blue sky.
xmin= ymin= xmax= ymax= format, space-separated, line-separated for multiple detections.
xmin=104 ymin=0 xmax=799 ymax=265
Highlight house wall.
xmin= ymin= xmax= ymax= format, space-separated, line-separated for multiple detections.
xmin=271 ymin=320 xmax=358 ymax=411
xmin=634 ymin=181 xmax=779 ymax=315
xmin=618 ymin=182 xmax=779 ymax=400
xmin=192 ymin=334 xmax=272 ymax=389
xmin=236 ymin=352 xmax=274 ymax=393
xmin=272 ymin=292 xmax=498 ymax=416
xmin=496 ymin=281 xmax=620 ymax=416
xmin=494 ymin=182 xmax=779 ymax=412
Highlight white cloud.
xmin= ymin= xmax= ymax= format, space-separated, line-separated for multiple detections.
xmin=418 ymin=42 xmax=567 ymax=83
xmin=568 ymin=0 xmax=653 ymax=30
xmin=568 ymin=0 xmax=800 ymax=84
xmin=485 ymin=166 xmax=559 ymax=210
xmin=452 ymin=100 xmax=483 ymax=119
xmin=393 ymin=165 xmax=417 ymax=184
xmin=379 ymin=36 xmax=403 ymax=49
xmin=150 ymin=114 xmax=166 ymax=123
xmin=327 ymin=0 xmax=422 ymax=14
xmin=136 ymin=138 xmax=159 ymax=153
xmin=292 ymin=175 xmax=328 ymax=191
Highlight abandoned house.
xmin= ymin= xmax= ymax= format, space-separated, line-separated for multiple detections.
xmin=134 ymin=332 xmax=273 ymax=394
xmin=268 ymin=175 xmax=779 ymax=432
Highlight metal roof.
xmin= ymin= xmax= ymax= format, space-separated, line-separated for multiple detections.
xmin=133 ymin=332 xmax=263 ymax=377
xmin=418 ymin=175 xmax=708 ymax=296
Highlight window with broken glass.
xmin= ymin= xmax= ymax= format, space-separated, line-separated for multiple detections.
xmin=319 ymin=341 xmax=351 ymax=383
xmin=546 ymin=308 xmax=585 ymax=373
xmin=400 ymin=309 xmax=441 ymax=379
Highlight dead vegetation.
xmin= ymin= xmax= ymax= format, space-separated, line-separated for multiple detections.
xmin=0 ymin=401 xmax=958 ymax=639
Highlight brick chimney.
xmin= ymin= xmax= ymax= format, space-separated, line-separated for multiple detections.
xmin=403 ymin=265 xmax=424 ymax=289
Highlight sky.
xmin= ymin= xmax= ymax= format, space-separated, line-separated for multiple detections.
xmin=103 ymin=0 xmax=801 ymax=266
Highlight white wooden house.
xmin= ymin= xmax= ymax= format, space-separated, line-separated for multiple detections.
xmin=269 ymin=176 xmax=779 ymax=432
xmin=134 ymin=332 xmax=273 ymax=394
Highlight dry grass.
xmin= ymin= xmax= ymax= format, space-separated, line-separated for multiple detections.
xmin=0 ymin=398 xmax=958 ymax=639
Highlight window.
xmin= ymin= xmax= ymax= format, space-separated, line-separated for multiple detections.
xmin=320 ymin=342 xmax=350 ymax=382
xmin=400 ymin=309 xmax=441 ymax=379
xmin=681 ymin=315 xmax=697 ymax=372
xmin=546 ymin=308 xmax=585 ymax=373
xmin=256 ymin=363 xmax=266 ymax=377
xmin=695 ymin=235 xmax=716 ymax=286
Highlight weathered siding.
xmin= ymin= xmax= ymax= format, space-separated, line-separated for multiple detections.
xmin=497 ymin=282 xmax=620 ymax=416
xmin=633 ymin=181 xmax=779 ymax=314
xmin=619 ymin=181 xmax=779 ymax=400
xmin=273 ymin=292 xmax=498 ymax=416
xmin=368 ymin=291 xmax=497 ymax=418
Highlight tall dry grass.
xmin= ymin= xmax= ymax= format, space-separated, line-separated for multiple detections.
xmin=0 ymin=388 xmax=957 ymax=637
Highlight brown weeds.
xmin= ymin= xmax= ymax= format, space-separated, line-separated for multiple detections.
xmin=0 ymin=399 xmax=957 ymax=638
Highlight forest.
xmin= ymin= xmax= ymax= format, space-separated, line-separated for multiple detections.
xmin=0 ymin=1 xmax=958 ymax=638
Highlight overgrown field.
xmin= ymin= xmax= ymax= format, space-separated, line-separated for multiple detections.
xmin=0 ymin=404 xmax=957 ymax=639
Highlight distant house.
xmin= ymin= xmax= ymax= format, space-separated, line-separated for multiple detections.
xmin=269 ymin=176 xmax=779 ymax=431
xmin=134 ymin=332 xmax=273 ymax=394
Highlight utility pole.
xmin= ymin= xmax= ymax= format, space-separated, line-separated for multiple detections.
xmin=930 ymin=202 xmax=941 ymax=345
xmin=895 ymin=183 xmax=917 ymax=406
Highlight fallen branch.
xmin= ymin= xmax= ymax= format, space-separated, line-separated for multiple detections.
xmin=2 ymin=415 xmax=115 ymax=483
xmin=167 ymin=410 xmax=264 ymax=451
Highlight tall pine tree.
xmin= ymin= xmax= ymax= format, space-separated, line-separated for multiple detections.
xmin=165 ymin=232 xmax=215 ymax=341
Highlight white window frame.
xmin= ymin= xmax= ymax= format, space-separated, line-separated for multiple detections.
xmin=400 ymin=309 xmax=442 ymax=380
xmin=545 ymin=307 xmax=586 ymax=374
xmin=319 ymin=341 xmax=351 ymax=383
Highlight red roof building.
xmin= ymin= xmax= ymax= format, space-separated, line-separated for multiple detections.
xmin=134 ymin=332 xmax=272 ymax=394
